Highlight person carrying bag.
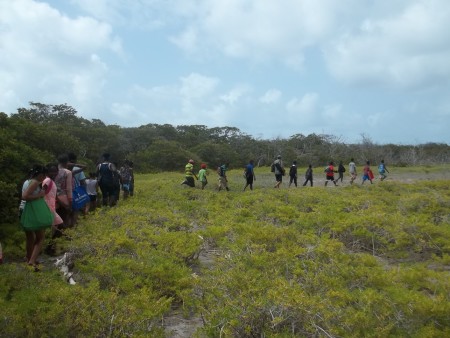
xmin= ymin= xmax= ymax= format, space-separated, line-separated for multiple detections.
xmin=20 ymin=165 xmax=54 ymax=271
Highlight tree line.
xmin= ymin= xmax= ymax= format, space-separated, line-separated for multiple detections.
xmin=1 ymin=102 xmax=449 ymax=223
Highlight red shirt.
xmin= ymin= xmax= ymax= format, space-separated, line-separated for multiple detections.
xmin=327 ymin=165 xmax=334 ymax=177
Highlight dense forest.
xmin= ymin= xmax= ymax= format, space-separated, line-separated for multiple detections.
xmin=1 ymin=102 xmax=449 ymax=224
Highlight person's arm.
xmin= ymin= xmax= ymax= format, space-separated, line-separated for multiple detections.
xmin=70 ymin=163 xmax=87 ymax=175
xmin=66 ymin=171 xmax=73 ymax=206
xmin=22 ymin=180 xmax=45 ymax=201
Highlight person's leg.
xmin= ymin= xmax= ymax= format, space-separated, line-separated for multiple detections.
xmin=29 ymin=230 xmax=45 ymax=267
xmin=99 ymin=184 xmax=108 ymax=206
xmin=25 ymin=231 xmax=35 ymax=263
xmin=72 ymin=210 xmax=79 ymax=227
xmin=123 ymin=187 xmax=129 ymax=200
xmin=294 ymin=177 xmax=297 ymax=187
xmin=91 ymin=195 xmax=97 ymax=212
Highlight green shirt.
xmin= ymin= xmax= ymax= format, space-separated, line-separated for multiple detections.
xmin=185 ymin=163 xmax=195 ymax=177
xmin=198 ymin=169 xmax=207 ymax=182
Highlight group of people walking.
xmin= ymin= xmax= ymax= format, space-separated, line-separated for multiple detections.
xmin=278 ymin=156 xmax=390 ymax=187
xmin=181 ymin=156 xmax=390 ymax=191
xmin=18 ymin=152 xmax=134 ymax=271
xmin=16 ymin=153 xmax=389 ymax=270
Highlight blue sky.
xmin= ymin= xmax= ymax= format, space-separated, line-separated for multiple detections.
xmin=1 ymin=0 xmax=449 ymax=144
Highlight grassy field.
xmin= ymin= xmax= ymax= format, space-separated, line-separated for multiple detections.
xmin=1 ymin=166 xmax=449 ymax=337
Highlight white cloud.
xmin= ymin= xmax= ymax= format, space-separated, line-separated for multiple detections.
xmin=169 ymin=27 xmax=198 ymax=54
xmin=71 ymin=0 xmax=166 ymax=29
xmin=286 ymin=93 xmax=319 ymax=116
xmin=259 ymin=89 xmax=282 ymax=104
xmin=324 ymin=0 xmax=450 ymax=89
xmin=220 ymin=85 xmax=252 ymax=105
xmin=169 ymin=0 xmax=355 ymax=65
xmin=0 ymin=0 xmax=121 ymax=113
xmin=1 ymin=0 xmax=449 ymax=144
xmin=322 ymin=104 xmax=343 ymax=120
xmin=180 ymin=73 xmax=219 ymax=100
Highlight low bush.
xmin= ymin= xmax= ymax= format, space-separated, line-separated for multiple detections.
xmin=1 ymin=169 xmax=449 ymax=336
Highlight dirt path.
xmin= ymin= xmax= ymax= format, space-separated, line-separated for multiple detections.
xmin=163 ymin=246 xmax=217 ymax=337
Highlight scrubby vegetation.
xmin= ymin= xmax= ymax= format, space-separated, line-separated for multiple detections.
xmin=1 ymin=102 xmax=449 ymax=336
xmin=1 ymin=168 xmax=449 ymax=337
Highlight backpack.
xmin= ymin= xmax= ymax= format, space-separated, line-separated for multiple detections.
xmin=98 ymin=163 xmax=113 ymax=184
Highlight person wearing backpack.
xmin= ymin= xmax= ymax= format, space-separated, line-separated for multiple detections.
xmin=378 ymin=160 xmax=390 ymax=181
xmin=303 ymin=164 xmax=313 ymax=187
xmin=218 ymin=162 xmax=230 ymax=191
xmin=97 ymin=153 xmax=117 ymax=206
xmin=272 ymin=155 xmax=284 ymax=188
xmin=337 ymin=161 xmax=346 ymax=183
xmin=288 ymin=161 xmax=298 ymax=187
xmin=243 ymin=160 xmax=256 ymax=191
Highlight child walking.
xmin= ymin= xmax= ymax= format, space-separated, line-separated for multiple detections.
xmin=198 ymin=163 xmax=208 ymax=190
xmin=303 ymin=164 xmax=313 ymax=186
xmin=288 ymin=161 xmax=298 ymax=187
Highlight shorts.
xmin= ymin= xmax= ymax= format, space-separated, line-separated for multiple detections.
xmin=89 ymin=194 xmax=97 ymax=202
xmin=362 ymin=174 xmax=370 ymax=181
xmin=326 ymin=175 xmax=335 ymax=181
xmin=246 ymin=175 xmax=254 ymax=184
xmin=275 ymin=174 xmax=283 ymax=182
xmin=184 ymin=176 xmax=195 ymax=187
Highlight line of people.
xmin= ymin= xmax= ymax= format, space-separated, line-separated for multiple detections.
xmin=275 ymin=156 xmax=390 ymax=187
xmin=181 ymin=156 xmax=391 ymax=191
xmin=18 ymin=152 xmax=134 ymax=271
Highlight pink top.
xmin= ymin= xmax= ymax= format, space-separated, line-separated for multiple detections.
xmin=43 ymin=177 xmax=63 ymax=226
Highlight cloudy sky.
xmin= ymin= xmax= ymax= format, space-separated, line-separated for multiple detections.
xmin=1 ymin=0 xmax=449 ymax=144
